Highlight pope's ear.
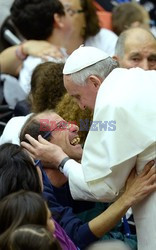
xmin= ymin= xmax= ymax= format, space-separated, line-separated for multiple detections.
xmin=88 ymin=75 xmax=102 ymax=89
xmin=53 ymin=13 xmax=64 ymax=28
xmin=112 ymin=55 xmax=118 ymax=61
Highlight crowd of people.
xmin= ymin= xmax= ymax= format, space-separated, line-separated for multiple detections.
xmin=0 ymin=0 xmax=156 ymax=250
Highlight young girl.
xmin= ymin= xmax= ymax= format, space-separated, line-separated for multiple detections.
xmin=0 ymin=190 xmax=59 ymax=250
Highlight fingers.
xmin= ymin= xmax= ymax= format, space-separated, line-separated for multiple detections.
xmin=21 ymin=134 xmax=45 ymax=158
xmin=146 ymin=171 xmax=156 ymax=185
xmin=141 ymin=163 xmax=156 ymax=181
xmin=25 ymin=134 xmax=40 ymax=146
xmin=21 ymin=141 xmax=36 ymax=156
xmin=141 ymin=160 xmax=155 ymax=177
xmin=38 ymin=135 xmax=52 ymax=145
xmin=144 ymin=183 xmax=156 ymax=197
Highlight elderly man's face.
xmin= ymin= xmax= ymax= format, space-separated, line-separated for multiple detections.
xmin=64 ymin=75 xmax=99 ymax=111
xmin=38 ymin=112 xmax=82 ymax=161
xmin=119 ymin=32 xmax=156 ymax=70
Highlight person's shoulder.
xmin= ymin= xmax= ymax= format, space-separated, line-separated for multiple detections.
xmin=0 ymin=114 xmax=32 ymax=145
xmin=85 ymin=28 xmax=118 ymax=56
xmin=98 ymin=28 xmax=118 ymax=39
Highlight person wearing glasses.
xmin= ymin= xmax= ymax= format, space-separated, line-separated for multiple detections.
xmin=19 ymin=110 xmax=156 ymax=250
xmin=21 ymin=46 xmax=156 ymax=250
xmin=7 ymin=0 xmax=117 ymax=97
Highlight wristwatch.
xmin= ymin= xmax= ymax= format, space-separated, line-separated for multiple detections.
xmin=58 ymin=157 xmax=70 ymax=173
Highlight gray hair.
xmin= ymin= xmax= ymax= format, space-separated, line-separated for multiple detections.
xmin=68 ymin=57 xmax=119 ymax=86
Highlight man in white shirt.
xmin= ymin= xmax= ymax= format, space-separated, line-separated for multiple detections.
xmin=22 ymin=46 xmax=156 ymax=250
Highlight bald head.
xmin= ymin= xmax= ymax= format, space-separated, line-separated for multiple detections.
xmin=114 ymin=27 xmax=156 ymax=70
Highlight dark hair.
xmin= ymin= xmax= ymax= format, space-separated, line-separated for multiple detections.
xmin=19 ymin=112 xmax=52 ymax=144
xmin=0 ymin=191 xmax=48 ymax=250
xmin=0 ymin=143 xmax=42 ymax=200
xmin=9 ymin=224 xmax=62 ymax=250
xmin=10 ymin=0 xmax=65 ymax=40
xmin=30 ymin=62 xmax=66 ymax=113
xmin=80 ymin=0 xmax=100 ymax=39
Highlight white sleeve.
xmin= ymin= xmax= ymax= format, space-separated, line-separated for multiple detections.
xmin=63 ymin=157 xmax=136 ymax=202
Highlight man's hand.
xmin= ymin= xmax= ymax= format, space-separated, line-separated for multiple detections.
xmin=122 ymin=160 xmax=156 ymax=207
xmin=23 ymin=40 xmax=64 ymax=60
xmin=21 ymin=134 xmax=68 ymax=168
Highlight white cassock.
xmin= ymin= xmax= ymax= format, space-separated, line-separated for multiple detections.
xmin=63 ymin=68 xmax=156 ymax=250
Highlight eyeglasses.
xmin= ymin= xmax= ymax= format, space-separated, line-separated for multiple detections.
xmin=64 ymin=5 xmax=84 ymax=17
xmin=34 ymin=120 xmax=72 ymax=167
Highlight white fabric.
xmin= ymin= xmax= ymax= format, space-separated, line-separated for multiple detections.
xmin=85 ymin=28 xmax=118 ymax=57
xmin=63 ymin=68 xmax=156 ymax=250
xmin=18 ymin=49 xmax=67 ymax=95
xmin=0 ymin=114 xmax=32 ymax=145
xmin=63 ymin=45 xmax=109 ymax=74
xmin=2 ymin=74 xmax=27 ymax=109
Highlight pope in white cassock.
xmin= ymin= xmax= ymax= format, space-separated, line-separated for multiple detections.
xmin=62 ymin=46 xmax=156 ymax=250
xmin=23 ymin=46 xmax=156 ymax=250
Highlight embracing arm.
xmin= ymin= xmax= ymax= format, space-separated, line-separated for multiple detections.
xmin=88 ymin=161 xmax=156 ymax=237
xmin=0 ymin=45 xmax=21 ymax=75
xmin=0 ymin=40 xmax=64 ymax=76
xmin=21 ymin=135 xmax=156 ymax=240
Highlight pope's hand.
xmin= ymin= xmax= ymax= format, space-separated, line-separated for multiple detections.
xmin=21 ymin=134 xmax=68 ymax=168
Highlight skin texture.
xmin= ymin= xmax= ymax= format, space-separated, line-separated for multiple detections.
xmin=0 ymin=41 xmax=63 ymax=76
xmin=26 ymin=112 xmax=82 ymax=187
xmin=59 ymin=0 xmax=86 ymax=54
xmin=114 ymin=28 xmax=156 ymax=70
xmin=36 ymin=112 xmax=82 ymax=160
xmin=64 ymin=75 xmax=101 ymax=110
xmin=19 ymin=133 xmax=156 ymax=238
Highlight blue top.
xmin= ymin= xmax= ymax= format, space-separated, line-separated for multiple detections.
xmin=41 ymin=168 xmax=98 ymax=249
xmin=41 ymin=166 xmax=137 ymax=249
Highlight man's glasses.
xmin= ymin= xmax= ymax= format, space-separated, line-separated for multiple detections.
xmin=64 ymin=5 xmax=84 ymax=17
xmin=34 ymin=120 xmax=72 ymax=167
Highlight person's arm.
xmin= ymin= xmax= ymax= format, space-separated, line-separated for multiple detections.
xmin=21 ymin=134 xmax=156 ymax=203
xmin=0 ymin=40 xmax=64 ymax=76
xmin=0 ymin=45 xmax=21 ymax=76
xmin=88 ymin=160 xmax=156 ymax=237
xmin=44 ymin=160 xmax=155 ymax=248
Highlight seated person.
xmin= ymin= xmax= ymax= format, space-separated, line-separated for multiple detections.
xmin=19 ymin=110 xmax=156 ymax=249
xmin=0 ymin=191 xmax=62 ymax=250
xmin=0 ymin=143 xmax=77 ymax=250
xmin=0 ymin=142 xmax=155 ymax=249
